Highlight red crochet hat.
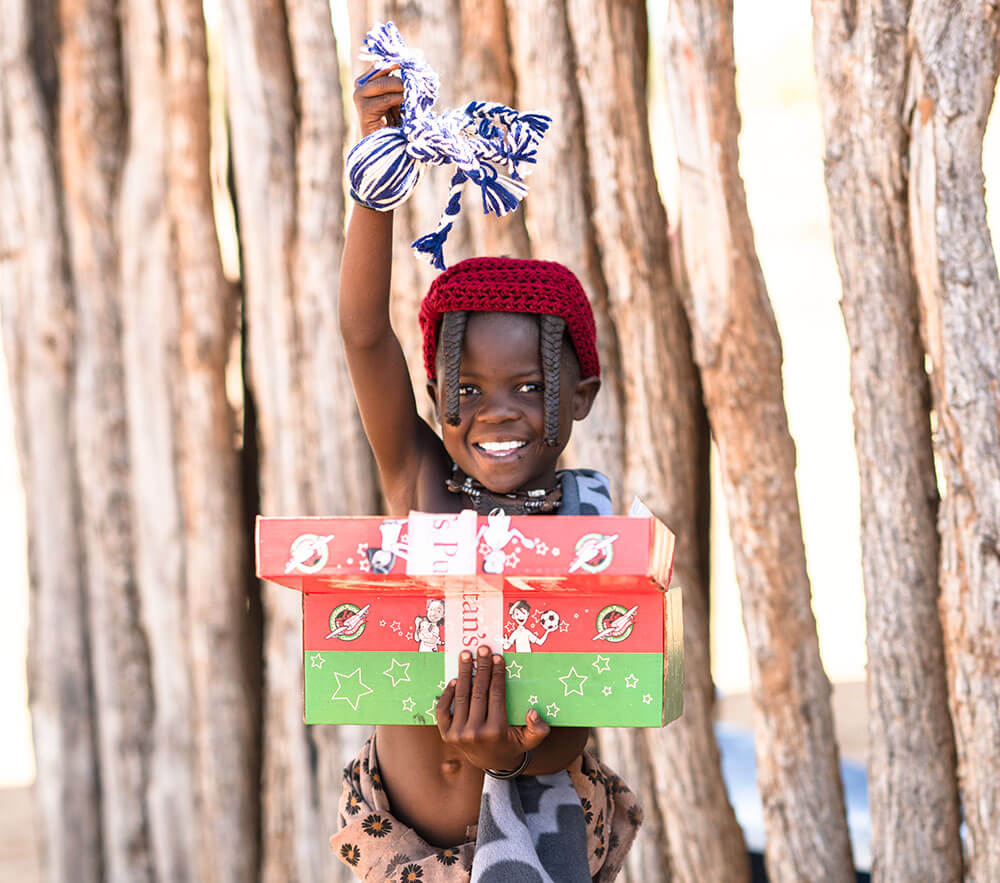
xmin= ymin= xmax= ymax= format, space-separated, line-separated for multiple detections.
xmin=419 ymin=256 xmax=600 ymax=379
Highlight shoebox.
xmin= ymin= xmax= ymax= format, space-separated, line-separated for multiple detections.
xmin=255 ymin=507 xmax=683 ymax=727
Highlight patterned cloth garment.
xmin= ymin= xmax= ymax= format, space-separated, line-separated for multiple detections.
xmin=330 ymin=735 xmax=642 ymax=882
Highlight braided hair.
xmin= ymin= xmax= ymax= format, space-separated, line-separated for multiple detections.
xmin=439 ymin=311 xmax=568 ymax=446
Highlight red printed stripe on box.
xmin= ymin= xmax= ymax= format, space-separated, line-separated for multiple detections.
xmin=257 ymin=515 xmax=657 ymax=587
xmin=303 ymin=590 xmax=662 ymax=654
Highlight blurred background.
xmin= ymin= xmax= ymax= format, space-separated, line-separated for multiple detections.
xmin=2 ymin=0 xmax=997 ymax=879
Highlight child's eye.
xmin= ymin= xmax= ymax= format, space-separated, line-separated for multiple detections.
xmin=516 ymin=381 xmax=544 ymax=393
xmin=458 ymin=384 xmax=478 ymax=397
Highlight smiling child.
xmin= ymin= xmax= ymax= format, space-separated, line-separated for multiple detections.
xmin=331 ymin=64 xmax=641 ymax=881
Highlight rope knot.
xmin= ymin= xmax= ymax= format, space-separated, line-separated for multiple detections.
xmin=346 ymin=21 xmax=551 ymax=269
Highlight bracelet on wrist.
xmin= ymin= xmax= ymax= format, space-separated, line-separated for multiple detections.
xmin=484 ymin=750 xmax=532 ymax=780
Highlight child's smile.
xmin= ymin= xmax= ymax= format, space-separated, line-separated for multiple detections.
xmin=431 ymin=311 xmax=594 ymax=495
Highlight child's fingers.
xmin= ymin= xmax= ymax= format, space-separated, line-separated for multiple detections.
xmin=434 ymin=680 xmax=456 ymax=735
xmin=467 ymin=646 xmax=493 ymax=724
xmin=516 ymin=708 xmax=552 ymax=752
xmin=449 ymin=650 xmax=474 ymax=730
xmin=355 ymin=62 xmax=401 ymax=86
xmin=355 ymin=76 xmax=404 ymax=100
xmin=486 ymin=654 xmax=508 ymax=723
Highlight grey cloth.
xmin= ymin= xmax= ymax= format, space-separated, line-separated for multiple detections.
xmin=470 ymin=469 xmax=613 ymax=883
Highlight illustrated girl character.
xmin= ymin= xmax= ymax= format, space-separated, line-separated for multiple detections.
xmin=477 ymin=509 xmax=535 ymax=573
xmin=502 ymin=599 xmax=551 ymax=652
xmin=413 ymin=598 xmax=445 ymax=652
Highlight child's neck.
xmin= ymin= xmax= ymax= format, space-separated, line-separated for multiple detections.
xmin=445 ymin=464 xmax=562 ymax=515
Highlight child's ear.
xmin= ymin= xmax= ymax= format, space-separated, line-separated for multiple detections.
xmin=426 ymin=380 xmax=441 ymax=422
xmin=571 ymin=376 xmax=601 ymax=421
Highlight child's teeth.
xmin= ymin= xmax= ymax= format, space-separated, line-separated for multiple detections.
xmin=480 ymin=441 xmax=523 ymax=452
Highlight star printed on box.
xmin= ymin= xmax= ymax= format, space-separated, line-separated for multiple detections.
xmin=528 ymin=694 xmax=539 ymax=705
xmin=546 ymin=703 xmax=560 ymax=718
xmin=602 ymin=686 xmax=613 ymax=696
xmin=330 ymin=668 xmax=374 ymax=711
xmin=310 ymin=653 xmax=325 ymax=669
xmin=624 ymin=673 xmax=639 ymax=688
xmin=506 ymin=659 xmax=523 ymax=679
xmin=402 ymin=697 xmax=415 ymax=711
xmin=383 ymin=658 xmax=411 ymax=687
xmin=592 ymin=655 xmax=610 ymax=673
xmin=558 ymin=666 xmax=588 ymax=697
xmin=425 ymin=701 xmax=437 ymax=719
xmin=642 ymin=694 xmax=653 ymax=705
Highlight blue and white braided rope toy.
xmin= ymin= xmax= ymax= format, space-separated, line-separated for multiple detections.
xmin=347 ymin=22 xmax=551 ymax=270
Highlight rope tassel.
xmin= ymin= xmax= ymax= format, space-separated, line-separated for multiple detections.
xmin=347 ymin=22 xmax=551 ymax=270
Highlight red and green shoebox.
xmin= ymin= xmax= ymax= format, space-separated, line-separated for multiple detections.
xmin=255 ymin=508 xmax=683 ymax=727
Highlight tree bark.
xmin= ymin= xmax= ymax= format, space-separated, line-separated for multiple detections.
xmin=164 ymin=0 xmax=259 ymax=878
xmin=504 ymin=0 xmax=627 ymax=509
xmin=811 ymin=1 xmax=963 ymax=879
xmin=0 ymin=2 xmax=102 ymax=879
xmin=665 ymin=3 xmax=853 ymax=880
xmin=563 ymin=2 xmax=748 ymax=881
xmin=59 ymin=1 xmax=157 ymax=879
xmin=119 ymin=0 xmax=200 ymax=877
xmin=456 ymin=0 xmax=531 ymax=260
xmin=906 ymin=4 xmax=1000 ymax=879
xmin=222 ymin=1 xmax=379 ymax=879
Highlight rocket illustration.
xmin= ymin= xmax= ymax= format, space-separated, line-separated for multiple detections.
xmin=284 ymin=534 xmax=335 ymax=574
xmin=593 ymin=605 xmax=638 ymax=641
xmin=325 ymin=604 xmax=371 ymax=639
xmin=568 ymin=533 xmax=619 ymax=573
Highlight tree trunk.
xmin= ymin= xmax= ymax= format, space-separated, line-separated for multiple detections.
xmin=504 ymin=0 xmax=627 ymax=508
xmin=563 ymin=1 xmax=748 ymax=880
xmin=4 ymin=0 xmax=259 ymax=878
xmin=906 ymin=4 xmax=1000 ymax=879
xmin=164 ymin=0 xmax=259 ymax=877
xmin=221 ymin=1 xmax=379 ymax=879
xmin=811 ymin=2 xmax=963 ymax=879
xmin=0 ymin=2 xmax=102 ymax=879
xmin=119 ymin=0 xmax=200 ymax=877
xmin=59 ymin=2 xmax=157 ymax=879
xmin=457 ymin=0 xmax=531 ymax=260
xmin=664 ymin=3 xmax=854 ymax=881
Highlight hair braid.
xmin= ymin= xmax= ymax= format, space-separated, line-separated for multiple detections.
xmin=440 ymin=310 xmax=467 ymax=425
xmin=539 ymin=315 xmax=565 ymax=446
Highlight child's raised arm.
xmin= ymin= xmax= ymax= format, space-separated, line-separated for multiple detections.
xmin=339 ymin=69 xmax=444 ymax=511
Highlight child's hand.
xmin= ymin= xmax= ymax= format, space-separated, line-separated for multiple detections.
xmin=435 ymin=646 xmax=551 ymax=774
xmin=353 ymin=65 xmax=404 ymax=137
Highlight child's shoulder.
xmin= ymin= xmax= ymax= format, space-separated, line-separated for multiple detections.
xmin=557 ymin=468 xmax=614 ymax=516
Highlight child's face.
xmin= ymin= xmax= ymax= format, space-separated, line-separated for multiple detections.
xmin=429 ymin=312 xmax=599 ymax=495
xmin=511 ymin=604 xmax=529 ymax=624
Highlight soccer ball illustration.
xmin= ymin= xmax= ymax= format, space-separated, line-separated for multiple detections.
xmin=539 ymin=609 xmax=561 ymax=632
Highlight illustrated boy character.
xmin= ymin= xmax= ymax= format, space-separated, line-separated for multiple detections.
xmin=414 ymin=598 xmax=445 ymax=652
xmin=502 ymin=599 xmax=551 ymax=652
xmin=331 ymin=59 xmax=642 ymax=878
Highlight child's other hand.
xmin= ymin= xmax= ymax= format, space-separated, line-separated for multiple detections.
xmin=435 ymin=646 xmax=550 ymax=774
xmin=354 ymin=64 xmax=404 ymax=137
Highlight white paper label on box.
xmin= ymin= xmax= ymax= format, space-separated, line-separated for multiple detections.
xmin=405 ymin=510 xmax=478 ymax=575
xmin=443 ymin=578 xmax=504 ymax=683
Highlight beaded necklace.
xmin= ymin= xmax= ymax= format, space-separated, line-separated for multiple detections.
xmin=445 ymin=464 xmax=562 ymax=515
